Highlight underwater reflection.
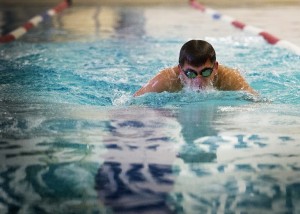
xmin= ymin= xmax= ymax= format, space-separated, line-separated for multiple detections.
xmin=1 ymin=102 xmax=300 ymax=213
xmin=96 ymin=103 xmax=300 ymax=213
xmin=176 ymin=103 xmax=219 ymax=164
xmin=95 ymin=104 xmax=223 ymax=213
xmin=95 ymin=107 xmax=182 ymax=213
xmin=171 ymin=103 xmax=300 ymax=213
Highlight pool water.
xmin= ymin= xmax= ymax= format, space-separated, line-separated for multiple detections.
xmin=1 ymin=5 xmax=300 ymax=214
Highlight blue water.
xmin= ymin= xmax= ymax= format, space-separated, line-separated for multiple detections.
xmin=1 ymin=5 xmax=300 ymax=214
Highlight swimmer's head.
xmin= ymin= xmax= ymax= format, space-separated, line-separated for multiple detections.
xmin=178 ymin=40 xmax=218 ymax=89
xmin=179 ymin=40 xmax=216 ymax=67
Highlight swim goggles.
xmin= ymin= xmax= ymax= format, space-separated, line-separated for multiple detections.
xmin=180 ymin=64 xmax=214 ymax=79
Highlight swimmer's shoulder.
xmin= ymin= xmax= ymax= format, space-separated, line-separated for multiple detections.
xmin=215 ymin=64 xmax=258 ymax=95
xmin=159 ymin=66 xmax=180 ymax=78
xmin=153 ymin=66 xmax=182 ymax=92
xmin=134 ymin=66 xmax=181 ymax=96
xmin=217 ymin=64 xmax=235 ymax=76
xmin=215 ymin=64 xmax=241 ymax=88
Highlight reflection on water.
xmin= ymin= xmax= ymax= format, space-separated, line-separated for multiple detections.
xmin=0 ymin=6 xmax=144 ymax=42
xmin=172 ymin=103 xmax=300 ymax=213
xmin=1 ymin=102 xmax=300 ymax=213
xmin=0 ymin=104 xmax=182 ymax=213
xmin=96 ymin=107 xmax=181 ymax=213
xmin=57 ymin=7 xmax=121 ymax=39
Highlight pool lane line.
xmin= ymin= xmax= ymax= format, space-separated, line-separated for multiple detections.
xmin=0 ymin=0 xmax=72 ymax=43
xmin=189 ymin=0 xmax=300 ymax=55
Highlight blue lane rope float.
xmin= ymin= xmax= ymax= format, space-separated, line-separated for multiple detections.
xmin=0 ymin=0 xmax=72 ymax=43
xmin=189 ymin=0 xmax=300 ymax=55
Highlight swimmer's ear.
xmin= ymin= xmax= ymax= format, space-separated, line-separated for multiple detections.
xmin=213 ymin=61 xmax=219 ymax=75
xmin=214 ymin=61 xmax=219 ymax=70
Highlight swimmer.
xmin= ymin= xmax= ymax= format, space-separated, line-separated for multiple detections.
xmin=134 ymin=39 xmax=258 ymax=97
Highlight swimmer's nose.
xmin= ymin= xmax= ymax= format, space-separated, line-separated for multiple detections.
xmin=196 ymin=76 xmax=203 ymax=83
xmin=192 ymin=77 xmax=203 ymax=88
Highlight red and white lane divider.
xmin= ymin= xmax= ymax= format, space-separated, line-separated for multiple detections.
xmin=0 ymin=0 xmax=72 ymax=43
xmin=189 ymin=0 xmax=300 ymax=55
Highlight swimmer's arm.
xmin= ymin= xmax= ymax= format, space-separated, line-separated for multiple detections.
xmin=133 ymin=75 xmax=165 ymax=97
xmin=134 ymin=67 xmax=180 ymax=97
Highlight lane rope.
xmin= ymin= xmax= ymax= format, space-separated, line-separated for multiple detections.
xmin=0 ymin=0 xmax=72 ymax=43
xmin=189 ymin=0 xmax=300 ymax=55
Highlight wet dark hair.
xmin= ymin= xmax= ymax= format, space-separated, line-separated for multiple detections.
xmin=179 ymin=40 xmax=216 ymax=67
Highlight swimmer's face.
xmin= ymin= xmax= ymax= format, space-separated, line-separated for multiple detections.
xmin=179 ymin=60 xmax=218 ymax=90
